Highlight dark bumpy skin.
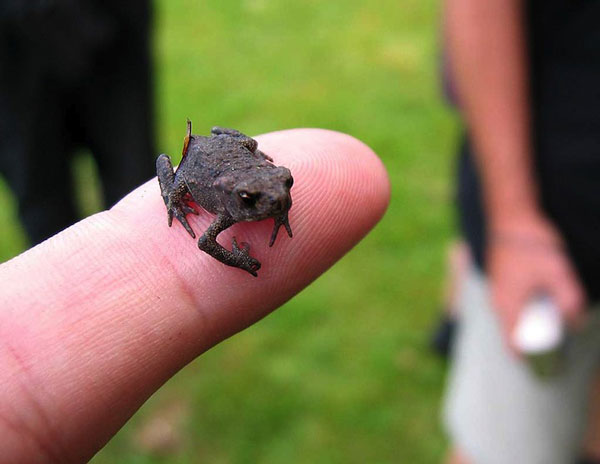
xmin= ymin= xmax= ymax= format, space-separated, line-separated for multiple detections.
xmin=156 ymin=121 xmax=293 ymax=276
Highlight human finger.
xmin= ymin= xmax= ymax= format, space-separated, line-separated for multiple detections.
xmin=544 ymin=255 xmax=586 ymax=327
xmin=0 ymin=128 xmax=390 ymax=463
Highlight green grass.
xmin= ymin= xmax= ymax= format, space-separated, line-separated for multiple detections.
xmin=0 ymin=0 xmax=460 ymax=462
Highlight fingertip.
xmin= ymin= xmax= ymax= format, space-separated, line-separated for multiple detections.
xmin=257 ymin=128 xmax=391 ymax=224
xmin=252 ymin=128 xmax=390 ymax=285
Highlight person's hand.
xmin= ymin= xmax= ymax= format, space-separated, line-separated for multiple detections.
xmin=487 ymin=213 xmax=585 ymax=349
xmin=0 ymin=129 xmax=389 ymax=463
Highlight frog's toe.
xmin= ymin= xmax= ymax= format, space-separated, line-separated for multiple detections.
xmin=170 ymin=207 xmax=196 ymax=238
xmin=241 ymin=258 xmax=260 ymax=277
xmin=183 ymin=204 xmax=199 ymax=215
xmin=232 ymin=237 xmax=243 ymax=253
xmin=247 ymin=259 xmax=261 ymax=276
xmin=178 ymin=216 xmax=196 ymax=239
xmin=232 ymin=237 xmax=261 ymax=276
xmin=232 ymin=237 xmax=253 ymax=253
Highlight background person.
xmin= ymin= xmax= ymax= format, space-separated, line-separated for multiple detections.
xmin=442 ymin=0 xmax=600 ymax=462
xmin=0 ymin=0 xmax=155 ymax=245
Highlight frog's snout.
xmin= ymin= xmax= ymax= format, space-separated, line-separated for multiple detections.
xmin=271 ymin=194 xmax=291 ymax=215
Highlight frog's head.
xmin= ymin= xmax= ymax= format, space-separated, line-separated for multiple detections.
xmin=214 ymin=166 xmax=294 ymax=245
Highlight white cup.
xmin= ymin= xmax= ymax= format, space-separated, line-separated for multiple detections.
xmin=512 ymin=295 xmax=564 ymax=378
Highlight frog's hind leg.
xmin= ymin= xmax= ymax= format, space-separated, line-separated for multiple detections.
xmin=156 ymin=154 xmax=198 ymax=238
xmin=197 ymin=214 xmax=261 ymax=276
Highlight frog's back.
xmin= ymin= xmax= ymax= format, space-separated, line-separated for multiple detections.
xmin=177 ymin=134 xmax=274 ymax=211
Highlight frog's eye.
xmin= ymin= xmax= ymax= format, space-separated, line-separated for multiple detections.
xmin=285 ymin=176 xmax=294 ymax=189
xmin=238 ymin=191 xmax=257 ymax=207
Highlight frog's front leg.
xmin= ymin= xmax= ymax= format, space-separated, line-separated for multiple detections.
xmin=156 ymin=154 xmax=198 ymax=238
xmin=197 ymin=214 xmax=261 ymax=276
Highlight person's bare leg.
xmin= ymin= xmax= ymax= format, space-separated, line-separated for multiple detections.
xmin=446 ymin=241 xmax=470 ymax=317
xmin=431 ymin=241 xmax=471 ymax=357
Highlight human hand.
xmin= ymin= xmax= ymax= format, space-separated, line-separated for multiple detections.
xmin=487 ymin=214 xmax=585 ymax=350
xmin=0 ymin=129 xmax=389 ymax=463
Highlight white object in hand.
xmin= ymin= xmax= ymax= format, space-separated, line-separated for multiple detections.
xmin=513 ymin=295 xmax=563 ymax=355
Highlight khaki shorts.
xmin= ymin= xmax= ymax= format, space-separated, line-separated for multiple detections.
xmin=443 ymin=268 xmax=600 ymax=464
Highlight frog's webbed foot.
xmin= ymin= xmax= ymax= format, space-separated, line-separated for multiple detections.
xmin=156 ymin=154 xmax=197 ymax=239
xmin=197 ymin=214 xmax=261 ymax=276
xmin=168 ymin=201 xmax=198 ymax=239
xmin=231 ymin=238 xmax=261 ymax=276
xmin=269 ymin=212 xmax=293 ymax=247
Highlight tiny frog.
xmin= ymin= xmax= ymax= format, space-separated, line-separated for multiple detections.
xmin=156 ymin=121 xmax=293 ymax=276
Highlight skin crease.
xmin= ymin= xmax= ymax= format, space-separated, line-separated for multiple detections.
xmin=0 ymin=129 xmax=390 ymax=463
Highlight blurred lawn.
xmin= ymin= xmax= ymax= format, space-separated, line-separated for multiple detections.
xmin=0 ymin=0 xmax=460 ymax=462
